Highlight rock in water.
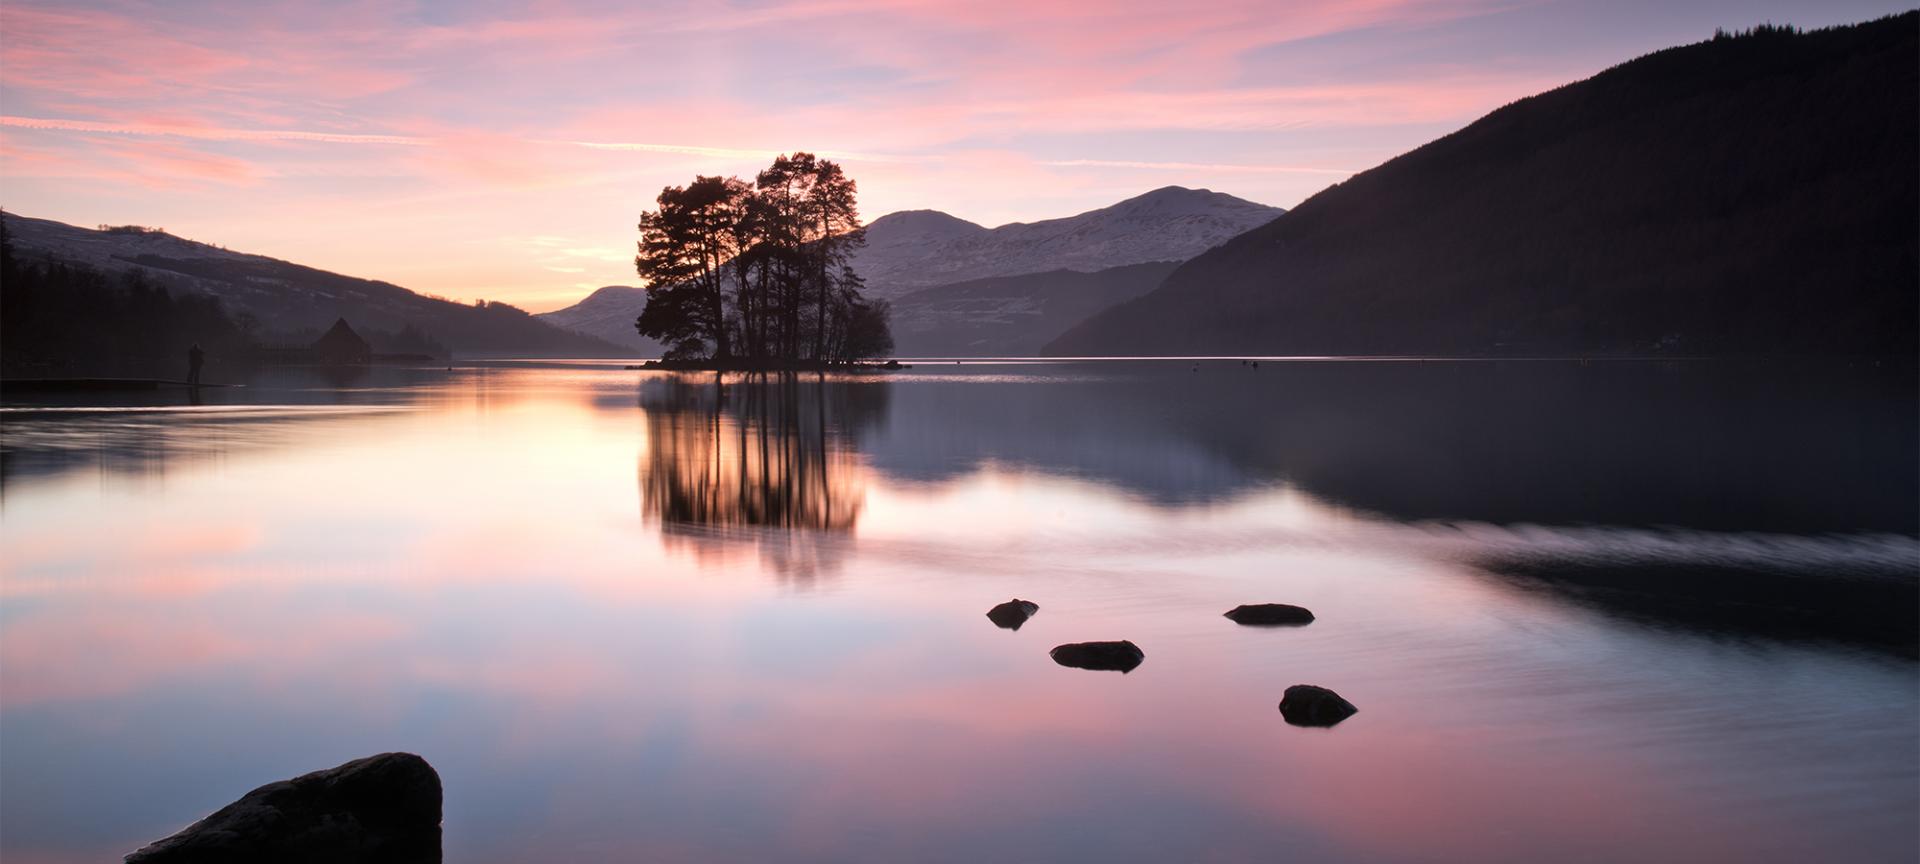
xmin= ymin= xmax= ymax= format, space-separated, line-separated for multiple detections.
xmin=1224 ymin=603 xmax=1315 ymax=626
xmin=125 ymin=752 xmax=442 ymax=864
xmin=987 ymin=599 xmax=1040 ymax=630
xmin=1279 ymin=685 xmax=1358 ymax=727
xmin=1050 ymin=640 xmax=1145 ymax=672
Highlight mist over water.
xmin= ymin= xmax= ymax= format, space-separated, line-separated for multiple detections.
xmin=2 ymin=359 xmax=1914 ymax=863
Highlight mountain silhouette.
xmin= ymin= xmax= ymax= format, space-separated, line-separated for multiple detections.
xmin=536 ymin=285 xmax=665 ymax=353
xmin=1047 ymin=15 xmax=1918 ymax=357
xmin=854 ymin=186 xmax=1280 ymax=299
xmin=1 ymin=213 xmax=623 ymax=357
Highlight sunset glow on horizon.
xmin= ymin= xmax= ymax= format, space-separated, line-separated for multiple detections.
xmin=1 ymin=0 xmax=1907 ymax=311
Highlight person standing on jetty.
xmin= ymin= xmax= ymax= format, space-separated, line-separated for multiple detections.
xmin=186 ymin=343 xmax=204 ymax=387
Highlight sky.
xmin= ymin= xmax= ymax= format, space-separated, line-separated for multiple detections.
xmin=1 ymin=0 xmax=1911 ymax=312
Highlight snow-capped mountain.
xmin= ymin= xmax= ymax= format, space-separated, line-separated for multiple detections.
xmin=538 ymin=285 xmax=663 ymax=353
xmin=852 ymin=186 xmax=1282 ymax=299
xmin=4 ymin=214 xmax=260 ymax=280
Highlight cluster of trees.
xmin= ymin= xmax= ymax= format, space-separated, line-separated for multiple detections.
xmin=1712 ymin=23 xmax=1801 ymax=40
xmin=378 ymin=322 xmax=450 ymax=359
xmin=0 ymin=215 xmax=254 ymax=376
xmin=635 ymin=153 xmax=892 ymax=366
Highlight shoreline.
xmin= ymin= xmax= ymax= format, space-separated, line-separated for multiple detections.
xmin=628 ymin=358 xmax=908 ymax=372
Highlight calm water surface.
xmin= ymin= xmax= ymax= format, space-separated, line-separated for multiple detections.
xmin=2 ymin=359 xmax=1915 ymax=863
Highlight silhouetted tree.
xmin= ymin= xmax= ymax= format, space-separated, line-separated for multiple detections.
xmin=793 ymin=155 xmax=865 ymax=360
xmin=634 ymin=176 xmax=751 ymax=360
xmin=369 ymin=322 xmax=450 ymax=359
xmin=750 ymin=154 xmax=817 ymax=361
xmin=635 ymin=155 xmax=890 ymax=366
xmin=842 ymin=298 xmax=895 ymax=361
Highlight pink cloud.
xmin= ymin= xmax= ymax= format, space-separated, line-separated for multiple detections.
xmin=0 ymin=0 xmax=1640 ymax=307
xmin=0 ymin=5 xmax=251 ymax=100
xmin=0 ymin=115 xmax=425 ymax=145
xmin=1 ymin=7 xmax=397 ymax=115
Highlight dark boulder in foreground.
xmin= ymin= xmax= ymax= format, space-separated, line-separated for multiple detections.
xmin=987 ymin=599 xmax=1040 ymax=630
xmin=126 ymin=752 xmax=442 ymax=864
xmin=1224 ymin=603 xmax=1315 ymax=626
xmin=1050 ymin=640 xmax=1144 ymax=672
xmin=1279 ymin=685 xmax=1358 ymax=727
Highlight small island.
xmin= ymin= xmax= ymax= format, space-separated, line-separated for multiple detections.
xmin=631 ymin=153 xmax=896 ymax=371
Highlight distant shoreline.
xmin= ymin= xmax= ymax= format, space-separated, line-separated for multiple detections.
xmin=630 ymin=358 xmax=908 ymax=372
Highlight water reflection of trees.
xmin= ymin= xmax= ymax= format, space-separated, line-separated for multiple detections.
xmin=638 ymin=373 xmax=889 ymax=580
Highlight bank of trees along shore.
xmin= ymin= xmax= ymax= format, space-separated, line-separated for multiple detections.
xmin=635 ymin=153 xmax=893 ymax=367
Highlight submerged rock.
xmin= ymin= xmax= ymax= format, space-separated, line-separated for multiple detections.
xmin=1224 ymin=603 xmax=1315 ymax=626
xmin=987 ymin=599 xmax=1040 ymax=630
xmin=1050 ymin=640 xmax=1145 ymax=672
xmin=125 ymin=752 xmax=442 ymax=864
xmin=1279 ymin=685 xmax=1358 ymax=727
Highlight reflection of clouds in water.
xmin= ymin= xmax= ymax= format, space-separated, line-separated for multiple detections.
xmin=656 ymin=523 xmax=856 ymax=586
xmin=1 ymin=364 xmax=1914 ymax=864
xmin=855 ymin=482 xmax=1920 ymax=585
xmin=0 ymin=405 xmax=410 ymax=490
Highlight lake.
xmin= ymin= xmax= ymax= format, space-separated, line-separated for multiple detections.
xmin=2 ymin=359 xmax=1915 ymax=863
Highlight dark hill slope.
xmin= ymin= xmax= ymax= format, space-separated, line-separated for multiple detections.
xmin=2 ymin=213 xmax=623 ymax=357
xmin=1047 ymin=16 xmax=1918 ymax=357
xmin=888 ymin=261 xmax=1179 ymax=356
